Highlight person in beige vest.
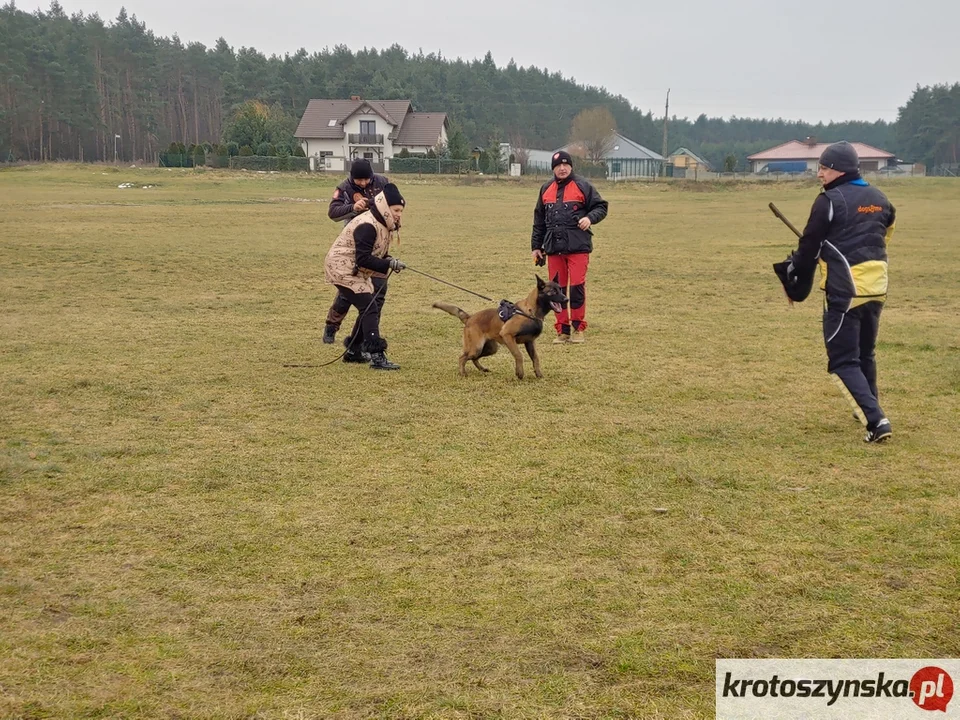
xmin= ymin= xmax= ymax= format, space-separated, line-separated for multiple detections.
xmin=323 ymin=159 xmax=391 ymax=344
xmin=324 ymin=183 xmax=406 ymax=370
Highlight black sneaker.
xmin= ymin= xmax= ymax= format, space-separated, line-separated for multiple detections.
xmin=342 ymin=347 xmax=367 ymax=364
xmin=865 ymin=418 xmax=892 ymax=443
xmin=322 ymin=325 xmax=337 ymax=344
xmin=368 ymin=352 xmax=400 ymax=370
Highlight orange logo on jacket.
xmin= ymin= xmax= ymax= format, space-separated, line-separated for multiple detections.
xmin=858 ymin=205 xmax=883 ymax=214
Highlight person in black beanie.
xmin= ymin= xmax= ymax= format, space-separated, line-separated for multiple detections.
xmin=775 ymin=141 xmax=897 ymax=442
xmin=530 ymin=149 xmax=608 ymax=343
xmin=324 ymin=183 xmax=407 ymax=370
xmin=323 ymin=159 xmax=391 ymax=344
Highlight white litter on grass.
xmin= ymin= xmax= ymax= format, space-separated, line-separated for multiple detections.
xmin=118 ymin=182 xmax=135 ymax=189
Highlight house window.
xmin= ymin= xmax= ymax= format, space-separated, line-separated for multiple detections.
xmin=612 ymin=161 xmax=622 ymax=173
xmin=363 ymin=152 xmax=374 ymax=160
xmin=360 ymin=120 xmax=376 ymax=136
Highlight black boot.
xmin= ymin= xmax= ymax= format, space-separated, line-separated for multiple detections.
xmin=343 ymin=347 xmax=367 ymax=363
xmin=323 ymin=324 xmax=337 ymax=344
xmin=369 ymin=351 xmax=400 ymax=370
xmin=342 ymin=338 xmax=367 ymax=363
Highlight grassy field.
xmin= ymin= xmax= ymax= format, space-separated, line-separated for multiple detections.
xmin=1 ymin=164 xmax=958 ymax=719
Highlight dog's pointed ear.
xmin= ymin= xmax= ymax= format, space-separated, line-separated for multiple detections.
xmin=536 ymin=274 xmax=545 ymax=290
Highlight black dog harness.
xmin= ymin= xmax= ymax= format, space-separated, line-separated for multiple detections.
xmin=498 ymin=299 xmax=539 ymax=324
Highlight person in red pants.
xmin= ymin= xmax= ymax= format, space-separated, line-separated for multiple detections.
xmin=530 ymin=150 xmax=608 ymax=343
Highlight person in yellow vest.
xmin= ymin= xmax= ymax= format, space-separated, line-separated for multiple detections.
xmin=324 ymin=183 xmax=406 ymax=370
xmin=776 ymin=142 xmax=896 ymax=442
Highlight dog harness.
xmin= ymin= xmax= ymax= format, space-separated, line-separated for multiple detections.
xmin=498 ymin=300 xmax=541 ymax=325
xmin=498 ymin=300 xmax=519 ymax=321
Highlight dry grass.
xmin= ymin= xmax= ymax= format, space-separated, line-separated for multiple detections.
xmin=1 ymin=165 xmax=958 ymax=719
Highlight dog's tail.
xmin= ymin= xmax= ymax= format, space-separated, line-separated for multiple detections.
xmin=433 ymin=302 xmax=470 ymax=324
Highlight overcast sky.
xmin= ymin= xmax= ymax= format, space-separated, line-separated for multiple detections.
xmin=47 ymin=0 xmax=959 ymax=123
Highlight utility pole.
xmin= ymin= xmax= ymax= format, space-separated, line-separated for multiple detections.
xmin=661 ymin=88 xmax=670 ymax=177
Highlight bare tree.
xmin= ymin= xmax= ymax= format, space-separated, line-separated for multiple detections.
xmin=569 ymin=107 xmax=617 ymax=163
xmin=509 ymin=131 xmax=530 ymax=166
xmin=565 ymin=141 xmax=587 ymax=159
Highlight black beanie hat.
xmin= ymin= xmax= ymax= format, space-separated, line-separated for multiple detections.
xmin=819 ymin=141 xmax=860 ymax=174
xmin=551 ymin=150 xmax=574 ymax=170
xmin=351 ymin=159 xmax=373 ymax=180
xmin=382 ymin=183 xmax=405 ymax=207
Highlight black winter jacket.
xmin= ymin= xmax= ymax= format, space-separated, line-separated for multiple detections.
xmin=328 ymin=173 xmax=390 ymax=222
xmin=531 ymin=174 xmax=608 ymax=255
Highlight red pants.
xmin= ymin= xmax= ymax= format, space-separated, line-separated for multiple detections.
xmin=547 ymin=253 xmax=590 ymax=334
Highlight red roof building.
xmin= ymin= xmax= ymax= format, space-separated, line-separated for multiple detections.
xmin=748 ymin=139 xmax=895 ymax=173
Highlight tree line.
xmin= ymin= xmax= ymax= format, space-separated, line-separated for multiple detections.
xmin=1 ymin=3 xmax=956 ymax=170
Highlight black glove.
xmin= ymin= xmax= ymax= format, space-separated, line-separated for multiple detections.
xmin=388 ymin=257 xmax=406 ymax=273
xmin=773 ymin=253 xmax=814 ymax=303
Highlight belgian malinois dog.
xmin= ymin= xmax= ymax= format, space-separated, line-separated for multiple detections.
xmin=434 ymin=275 xmax=568 ymax=379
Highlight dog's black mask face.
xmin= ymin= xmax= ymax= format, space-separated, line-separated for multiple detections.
xmin=536 ymin=275 xmax=568 ymax=314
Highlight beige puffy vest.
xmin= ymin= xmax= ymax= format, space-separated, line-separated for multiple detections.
xmin=324 ymin=192 xmax=396 ymax=294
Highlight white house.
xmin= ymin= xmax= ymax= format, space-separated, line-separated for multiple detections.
xmin=525 ymin=149 xmax=556 ymax=167
xmin=295 ymin=96 xmax=449 ymax=172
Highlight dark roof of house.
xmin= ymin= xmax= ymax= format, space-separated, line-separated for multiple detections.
xmin=394 ymin=113 xmax=448 ymax=146
xmin=295 ymin=99 xmax=412 ymax=139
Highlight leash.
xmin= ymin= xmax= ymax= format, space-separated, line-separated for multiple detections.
xmin=284 ymin=264 xmax=542 ymax=369
xmin=403 ymin=266 xmax=496 ymax=302
xmin=404 ymin=265 xmax=541 ymax=322
xmin=283 ymin=269 xmax=394 ymax=368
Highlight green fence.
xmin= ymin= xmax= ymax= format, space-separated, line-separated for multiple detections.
xmin=159 ymin=153 xmax=309 ymax=171
xmin=523 ymin=161 xmax=610 ymax=179
xmin=388 ymin=157 xmax=474 ymax=175
xmin=229 ymin=156 xmax=310 ymax=172
xmin=524 ymin=158 xmax=662 ymax=179
xmin=159 ymin=153 xmax=199 ymax=168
